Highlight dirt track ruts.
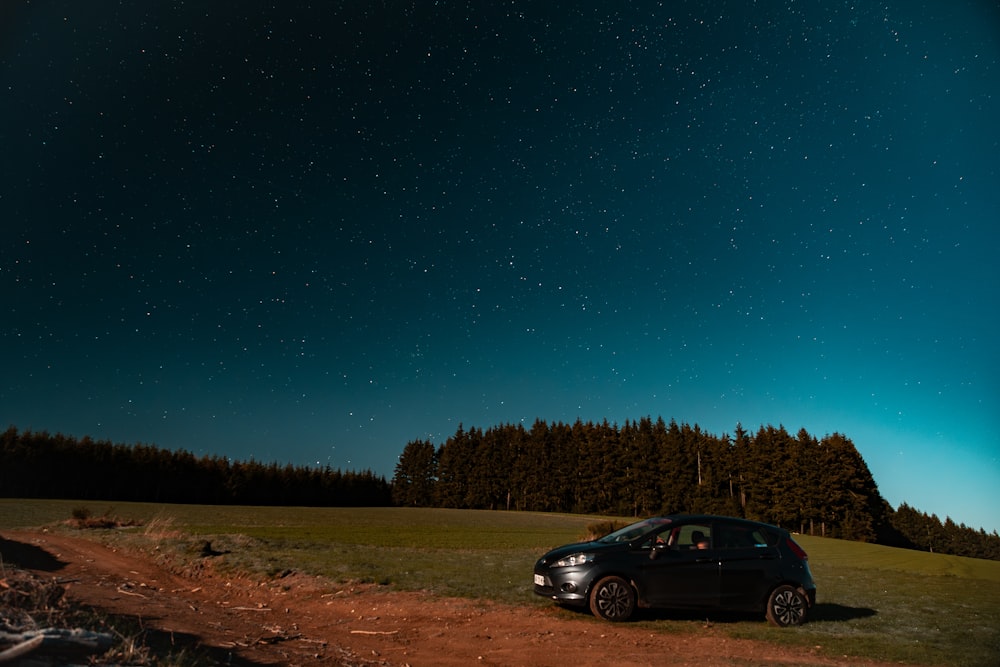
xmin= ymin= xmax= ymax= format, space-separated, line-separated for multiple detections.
xmin=1 ymin=530 xmax=909 ymax=666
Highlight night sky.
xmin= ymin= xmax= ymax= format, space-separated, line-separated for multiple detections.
xmin=3 ymin=2 xmax=998 ymax=532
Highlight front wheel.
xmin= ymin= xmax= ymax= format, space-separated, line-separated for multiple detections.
xmin=766 ymin=585 xmax=808 ymax=627
xmin=589 ymin=576 xmax=636 ymax=622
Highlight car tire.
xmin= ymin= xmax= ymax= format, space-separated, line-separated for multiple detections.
xmin=589 ymin=576 xmax=636 ymax=622
xmin=766 ymin=585 xmax=808 ymax=627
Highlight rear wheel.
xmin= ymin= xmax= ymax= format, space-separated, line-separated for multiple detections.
xmin=589 ymin=576 xmax=636 ymax=622
xmin=766 ymin=585 xmax=808 ymax=627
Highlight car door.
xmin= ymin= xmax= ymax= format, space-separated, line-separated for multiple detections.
xmin=716 ymin=522 xmax=781 ymax=610
xmin=637 ymin=522 xmax=720 ymax=608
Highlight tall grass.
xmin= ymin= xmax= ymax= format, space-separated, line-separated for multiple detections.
xmin=2 ymin=500 xmax=998 ymax=666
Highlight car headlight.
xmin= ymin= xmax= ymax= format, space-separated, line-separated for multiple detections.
xmin=552 ymin=552 xmax=594 ymax=568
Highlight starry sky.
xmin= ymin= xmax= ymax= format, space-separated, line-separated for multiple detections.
xmin=2 ymin=2 xmax=998 ymax=533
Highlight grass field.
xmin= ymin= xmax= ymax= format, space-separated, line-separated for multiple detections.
xmin=2 ymin=499 xmax=999 ymax=667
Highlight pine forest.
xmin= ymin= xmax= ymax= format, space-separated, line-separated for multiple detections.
xmin=2 ymin=422 xmax=997 ymax=561
xmin=392 ymin=418 xmax=1000 ymax=561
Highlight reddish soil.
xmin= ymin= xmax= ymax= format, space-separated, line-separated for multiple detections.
xmin=1 ymin=529 xmax=905 ymax=667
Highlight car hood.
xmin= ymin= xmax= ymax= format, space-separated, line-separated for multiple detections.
xmin=538 ymin=540 xmax=623 ymax=566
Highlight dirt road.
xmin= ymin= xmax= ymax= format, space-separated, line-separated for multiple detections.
xmin=1 ymin=530 xmax=901 ymax=666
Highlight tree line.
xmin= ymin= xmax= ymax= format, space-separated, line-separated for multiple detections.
xmin=0 ymin=427 xmax=391 ymax=507
xmin=4 ymin=422 xmax=997 ymax=561
xmin=392 ymin=418 xmax=1000 ymax=561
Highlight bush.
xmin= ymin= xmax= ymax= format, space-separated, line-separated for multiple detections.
xmin=66 ymin=507 xmax=140 ymax=530
xmin=581 ymin=520 xmax=629 ymax=542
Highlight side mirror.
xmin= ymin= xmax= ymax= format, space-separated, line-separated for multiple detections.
xmin=650 ymin=543 xmax=668 ymax=560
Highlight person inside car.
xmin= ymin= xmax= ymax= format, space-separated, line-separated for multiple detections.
xmin=691 ymin=530 xmax=710 ymax=549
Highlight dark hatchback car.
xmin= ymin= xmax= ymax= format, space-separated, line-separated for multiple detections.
xmin=533 ymin=514 xmax=816 ymax=626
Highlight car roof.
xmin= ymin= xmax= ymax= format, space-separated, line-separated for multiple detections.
xmin=659 ymin=514 xmax=786 ymax=531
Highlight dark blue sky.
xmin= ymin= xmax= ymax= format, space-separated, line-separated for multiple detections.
xmin=3 ymin=1 xmax=998 ymax=532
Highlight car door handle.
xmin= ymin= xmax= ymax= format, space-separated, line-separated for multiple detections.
xmin=695 ymin=557 xmax=715 ymax=564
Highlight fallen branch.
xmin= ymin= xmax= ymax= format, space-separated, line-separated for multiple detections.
xmin=0 ymin=627 xmax=116 ymax=663
xmin=116 ymin=585 xmax=147 ymax=598
xmin=349 ymin=629 xmax=399 ymax=636
xmin=255 ymin=633 xmax=301 ymax=645
xmin=0 ymin=634 xmax=44 ymax=663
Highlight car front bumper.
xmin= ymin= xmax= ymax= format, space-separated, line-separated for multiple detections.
xmin=533 ymin=569 xmax=591 ymax=606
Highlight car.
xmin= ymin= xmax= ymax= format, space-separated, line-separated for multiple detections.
xmin=533 ymin=514 xmax=816 ymax=626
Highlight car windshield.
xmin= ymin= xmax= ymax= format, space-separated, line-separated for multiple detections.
xmin=596 ymin=518 xmax=673 ymax=543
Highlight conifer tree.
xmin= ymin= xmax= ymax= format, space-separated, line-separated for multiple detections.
xmin=390 ymin=439 xmax=437 ymax=507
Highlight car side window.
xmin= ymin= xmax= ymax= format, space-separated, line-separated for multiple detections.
xmin=669 ymin=524 xmax=712 ymax=550
xmin=717 ymin=524 xmax=773 ymax=549
xmin=641 ymin=527 xmax=673 ymax=550
xmin=756 ymin=527 xmax=780 ymax=547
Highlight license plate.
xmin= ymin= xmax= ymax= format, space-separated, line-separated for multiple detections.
xmin=534 ymin=574 xmax=546 ymax=586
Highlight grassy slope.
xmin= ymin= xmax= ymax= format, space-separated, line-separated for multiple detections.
xmin=2 ymin=500 xmax=998 ymax=666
